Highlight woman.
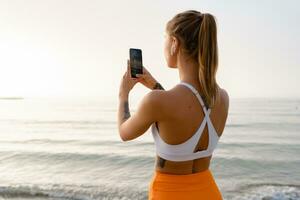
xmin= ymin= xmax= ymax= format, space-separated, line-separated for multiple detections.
xmin=118 ymin=10 xmax=229 ymax=200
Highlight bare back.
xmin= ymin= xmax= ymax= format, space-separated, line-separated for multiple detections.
xmin=154 ymin=83 xmax=229 ymax=174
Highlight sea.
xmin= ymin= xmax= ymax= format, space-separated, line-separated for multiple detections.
xmin=0 ymin=97 xmax=299 ymax=200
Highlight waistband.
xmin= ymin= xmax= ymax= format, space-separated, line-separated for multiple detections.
xmin=153 ymin=169 xmax=214 ymax=184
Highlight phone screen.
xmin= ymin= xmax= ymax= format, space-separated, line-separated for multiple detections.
xmin=129 ymin=48 xmax=143 ymax=78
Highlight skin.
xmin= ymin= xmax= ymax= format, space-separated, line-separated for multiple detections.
xmin=118 ymin=32 xmax=229 ymax=175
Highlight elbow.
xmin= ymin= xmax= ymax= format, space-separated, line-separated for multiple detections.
xmin=120 ymin=135 xmax=127 ymax=142
xmin=119 ymin=131 xmax=128 ymax=142
xmin=118 ymin=125 xmax=133 ymax=142
xmin=118 ymin=126 xmax=126 ymax=142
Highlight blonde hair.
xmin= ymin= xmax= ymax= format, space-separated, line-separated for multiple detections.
xmin=166 ymin=10 xmax=218 ymax=108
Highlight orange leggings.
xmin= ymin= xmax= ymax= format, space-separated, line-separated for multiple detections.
xmin=148 ymin=169 xmax=223 ymax=200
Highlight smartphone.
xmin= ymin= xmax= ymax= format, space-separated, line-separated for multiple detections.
xmin=129 ymin=48 xmax=143 ymax=78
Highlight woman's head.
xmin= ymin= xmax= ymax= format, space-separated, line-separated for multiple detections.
xmin=164 ymin=10 xmax=218 ymax=108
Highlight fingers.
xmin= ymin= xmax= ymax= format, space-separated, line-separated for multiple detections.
xmin=126 ymin=60 xmax=132 ymax=79
xmin=136 ymin=74 xmax=144 ymax=80
xmin=125 ymin=59 xmax=140 ymax=82
xmin=127 ymin=59 xmax=130 ymax=72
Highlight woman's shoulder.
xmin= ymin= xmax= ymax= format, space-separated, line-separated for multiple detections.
xmin=141 ymin=89 xmax=173 ymax=121
xmin=145 ymin=84 xmax=179 ymax=98
xmin=141 ymin=89 xmax=170 ymax=109
xmin=217 ymin=86 xmax=229 ymax=111
xmin=144 ymin=89 xmax=169 ymax=101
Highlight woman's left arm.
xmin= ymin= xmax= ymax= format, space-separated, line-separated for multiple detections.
xmin=118 ymin=91 xmax=161 ymax=141
xmin=118 ymin=60 xmax=162 ymax=141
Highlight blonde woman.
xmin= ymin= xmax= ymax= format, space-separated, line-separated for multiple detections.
xmin=118 ymin=10 xmax=229 ymax=200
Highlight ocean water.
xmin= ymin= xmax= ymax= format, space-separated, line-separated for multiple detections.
xmin=0 ymin=97 xmax=299 ymax=200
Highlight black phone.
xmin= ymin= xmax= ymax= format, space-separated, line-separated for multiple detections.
xmin=129 ymin=48 xmax=143 ymax=78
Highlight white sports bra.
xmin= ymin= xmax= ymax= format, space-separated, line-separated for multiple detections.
xmin=151 ymin=81 xmax=220 ymax=162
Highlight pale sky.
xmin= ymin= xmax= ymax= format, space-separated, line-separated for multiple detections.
xmin=0 ymin=0 xmax=299 ymax=99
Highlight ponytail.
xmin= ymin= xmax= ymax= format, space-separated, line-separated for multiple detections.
xmin=198 ymin=13 xmax=218 ymax=108
xmin=166 ymin=10 xmax=219 ymax=108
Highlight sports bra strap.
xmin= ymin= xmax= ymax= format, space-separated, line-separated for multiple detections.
xmin=178 ymin=82 xmax=211 ymax=116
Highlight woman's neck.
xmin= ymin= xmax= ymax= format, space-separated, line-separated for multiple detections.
xmin=177 ymin=56 xmax=201 ymax=90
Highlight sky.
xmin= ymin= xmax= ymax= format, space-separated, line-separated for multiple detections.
xmin=0 ymin=0 xmax=299 ymax=100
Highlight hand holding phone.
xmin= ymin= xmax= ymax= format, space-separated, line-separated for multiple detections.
xmin=128 ymin=48 xmax=162 ymax=90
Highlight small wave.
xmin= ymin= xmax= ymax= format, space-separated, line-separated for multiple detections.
xmin=213 ymin=157 xmax=300 ymax=166
xmin=0 ymin=184 xmax=146 ymax=200
xmin=0 ymin=119 xmax=115 ymax=126
xmin=226 ymin=122 xmax=300 ymax=128
xmin=0 ymin=139 xmax=120 ymax=145
xmin=0 ymin=139 xmax=154 ymax=148
xmin=0 ymin=151 xmax=154 ymax=167
xmin=226 ymin=183 xmax=300 ymax=200
xmin=23 ymin=120 xmax=114 ymax=125
xmin=240 ymin=182 xmax=300 ymax=190
xmin=218 ymin=142 xmax=300 ymax=149
xmin=0 ymin=184 xmax=80 ymax=200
